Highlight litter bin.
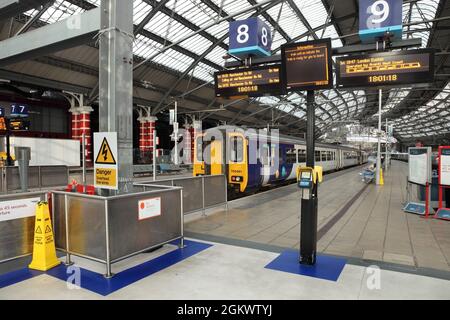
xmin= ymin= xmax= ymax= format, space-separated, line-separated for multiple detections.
xmin=14 ymin=147 xmax=31 ymax=192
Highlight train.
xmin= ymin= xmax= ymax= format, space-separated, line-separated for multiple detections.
xmin=193 ymin=126 xmax=368 ymax=194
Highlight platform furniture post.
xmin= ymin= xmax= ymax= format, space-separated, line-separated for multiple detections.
xmin=153 ymin=129 xmax=157 ymax=182
xmin=202 ymin=176 xmax=206 ymax=217
xmin=299 ymin=90 xmax=318 ymax=266
xmin=104 ymin=199 xmax=112 ymax=278
xmin=64 ymin=194 xmax=73 ymax=266
xmin=180 ymin=189 xmax=184 ymax=249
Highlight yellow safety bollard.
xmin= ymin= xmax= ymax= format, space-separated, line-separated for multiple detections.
xmin=29 ymin=201 xmax=61 ymax=271
xmin=379 ymin=168 xmax=384 ymax=186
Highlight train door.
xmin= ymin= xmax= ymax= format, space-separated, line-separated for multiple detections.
xmin=336 ymin=150 xmax=342 ymax=169
xmin=228 ymin=132 xmax=248 ymax=192
xmin=204 ymin=138 xmax=223 ymax=176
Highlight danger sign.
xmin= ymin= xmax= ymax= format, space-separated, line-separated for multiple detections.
xmin=94 ymin=132 xmax=118 ymax=190
xmin=95 ymin=138 xmax=117 ymax=165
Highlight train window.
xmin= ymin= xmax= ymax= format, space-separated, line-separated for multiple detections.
xmin=230 ymin=136 xmax=244 ymax=163
xmin=286 ymin=149 xmax=296 ymax=164
xmin=315 ymin=151 xmax=321 ymax=162
xmin=196 ymin=137 xmax=203 ymax=162
xmin=298 ymin=149 xmax=306 ymax=163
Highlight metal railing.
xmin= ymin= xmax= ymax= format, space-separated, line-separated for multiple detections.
xmin=52 ymin=184 xmax=184 ymax=278
xmin=134 ymin=174 xmax=228 ymax=215
xmin=0 ymin=166 xmax=69 ymax=194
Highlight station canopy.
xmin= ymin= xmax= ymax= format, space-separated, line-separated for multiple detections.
xmin=0 ymin=0 xmax=449 ymax=145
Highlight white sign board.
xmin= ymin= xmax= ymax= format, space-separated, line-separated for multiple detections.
xmin=440 ymin=148 xmax=450 ymax=186
xmin=138 ymin=197 xmax=161 ymax=220
xmin=408 ymin=147 xmax=432 ymax=185
xmin=94 ymin=132 xmax=118 ymax=190
xmin=0 ymin=197 xmax=40 ymax=222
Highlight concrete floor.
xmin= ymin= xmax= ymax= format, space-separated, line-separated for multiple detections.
xmin=1 ymin=239 xmax=450 ymax=300
xmin=185 ymin=162 xmax=450 ymax=272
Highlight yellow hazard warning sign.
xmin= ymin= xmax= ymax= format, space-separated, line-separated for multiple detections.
xmin=95 ymin=137 xmax=117 ymax=165
xmin=29 ymin=201 xmax=61 ymax=272
xmin=95 ymin=168 xmax=117 ymax=187
xmin=94 ymin=132 xmax=118 ymax=190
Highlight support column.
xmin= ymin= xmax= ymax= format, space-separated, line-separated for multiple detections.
xmin=78 ymin=106 xmax=94 ymax=167
xmin=99 ymin=0 xmax=134 ymax=193
xmin=193 ymin=120 xmax=202 ymax=163
xmin=137 ymin=114 xmax=147 ymax=162
xmin=184 ymin=123 xmax=193 ymax=164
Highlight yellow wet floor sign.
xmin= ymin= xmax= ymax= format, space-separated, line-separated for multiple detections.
xmin=29 ymin=201 xmax=61 ymax=271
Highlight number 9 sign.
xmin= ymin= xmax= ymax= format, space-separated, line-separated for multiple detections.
xmin=359 ymin=0 xmax=402 ymax=43
xmin=229 ymin=17 xmax=272 ymax=58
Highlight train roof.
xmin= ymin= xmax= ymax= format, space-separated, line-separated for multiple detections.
xmin=201 ymin=126 xmax=362 ymax=152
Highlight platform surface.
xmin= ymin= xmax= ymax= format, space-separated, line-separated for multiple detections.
xmin=1 ymin=239 xmax=450 ymax=300
xmin=185 ymin=162 xmax=450 ymax=272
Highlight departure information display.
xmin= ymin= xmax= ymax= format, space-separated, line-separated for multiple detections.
xmin=9 ymin=119 xmax=30 ymax=131
xmin=0 ymin=117 xmax=6 ymax=131
xmin=215 ymin=65 xmax=282 ymax=98
xmin=281 ymin=39 xmax=333 ymax=91
xmin=336 ymin=49 xmax=435 ymax=88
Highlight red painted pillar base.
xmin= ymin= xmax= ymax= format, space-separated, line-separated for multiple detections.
xmin=147 ymin=117 xmax=158 ymax=163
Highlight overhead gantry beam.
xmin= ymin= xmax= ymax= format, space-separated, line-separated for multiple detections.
xmin=0 ymin=0 xmax=52 ymax=21
xmin=0 ymin=7 xmax=100 ymax=67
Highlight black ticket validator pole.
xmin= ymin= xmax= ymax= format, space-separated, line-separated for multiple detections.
xmin=300 ymin=90 xmax=319 ymax=265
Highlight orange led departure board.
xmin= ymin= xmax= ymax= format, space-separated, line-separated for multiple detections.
xmin=0 ymin=117 xmax=6 ymax=131
xmin=281 ymin=39 xmax=333 ymax=91
xmin=215 ymin=65 xmax=283 ymax=98
xmin=336 ymin=49 xmax=435 ymax=88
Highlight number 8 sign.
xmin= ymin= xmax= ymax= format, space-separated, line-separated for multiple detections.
xmin=229 ymin=17 xmax=272 ymax=58
xmin=359 ymin=0 xmax=402 ymax=43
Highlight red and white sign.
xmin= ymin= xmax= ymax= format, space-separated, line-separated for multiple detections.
xmin=138 ymin=197 xmax=161 ymax=220
xmin=0 ymin=197 xmax=40 ymax=222
xmin=439 ymin=147 xmax=450 ymax=187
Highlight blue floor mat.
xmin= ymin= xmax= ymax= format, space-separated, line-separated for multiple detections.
xmin=0 ymin=239 xmax=212 ymax=296
xmin=265 ymin=250 xmax=347 ymax=282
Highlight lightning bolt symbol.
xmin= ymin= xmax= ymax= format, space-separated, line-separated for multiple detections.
xmin=102 ymin=143 xmax=108 ymax=161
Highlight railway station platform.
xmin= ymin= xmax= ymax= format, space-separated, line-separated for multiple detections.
xmin=185 ymin=161 xmax=450 ymax=273
xmin=1 ymin=161 xmax=450 ymax=300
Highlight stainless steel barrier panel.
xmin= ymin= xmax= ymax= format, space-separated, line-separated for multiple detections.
xmin=52 ymin=185 xmax=183 ymax=277
xmin=204 ymin=175 xmax=227 ymax=208
xmin=40 ymin=166 xmax=69 ymax=188
xmin=1 ymin=166 xmax=69 ymax=193
xmin=6 ymin=167 xmax=40 ymax=191
xmin=136 ymin=175 xmax=227 ymax=215
xmin=0 ymin=191 xmax=49 ymax=263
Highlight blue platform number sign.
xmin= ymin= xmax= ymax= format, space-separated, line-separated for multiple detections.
xmin=0 ymin=107 xmax=4 ymax=117
xmin=10 ymin=104 xmax=29 ymax=118
xmin=229 ymin=17 xmax=272 ymax=58
xmin=359 ymin=0 xmax=403 ymax=43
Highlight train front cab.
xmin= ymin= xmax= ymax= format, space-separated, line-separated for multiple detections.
xmin=228 ymin=132 xmax=248 ymax=193
xmin=193 ymin=131 xmax=248 ymax=193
